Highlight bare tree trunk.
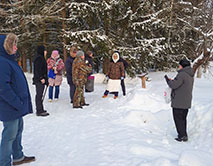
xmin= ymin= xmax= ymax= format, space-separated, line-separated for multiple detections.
xmin=192 ymin=38 xmax=211 ymax=74
xmin=168 ymin=0 xmax=174 ymax=52
xmin=20 ymin=19 xmax=27 ymax=72
xmin=62 ymin=0 xmax=67 ymax=65
xmin=196 ymin=66 xmax=202 ymax=78
xmin=21 ymin=47 xmax=27 ymax=72
xmin=42 ymin=20 xmax=47 ymax=59
xmin=19 ymin=0 xmax=27 ymax=72
xmin=103 ymin=57 xmax=110 ymax=74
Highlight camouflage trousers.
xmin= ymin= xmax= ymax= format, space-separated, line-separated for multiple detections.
xmin=73 ymin=85 xmax=85 ymax=107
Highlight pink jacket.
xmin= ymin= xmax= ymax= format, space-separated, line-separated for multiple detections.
xmin=47 ymin=57 xmax=64 ymax=86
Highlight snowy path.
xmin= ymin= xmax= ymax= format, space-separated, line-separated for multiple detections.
xmin=1 ymin=72 xmax=213 ymax=166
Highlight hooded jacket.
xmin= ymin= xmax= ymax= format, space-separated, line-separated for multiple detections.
xmin=32 ymin=46 xmax=48 ymax=85
xmin=107 ymin=53 xmax=125 ymax=80
xmin=0 ymin=34 xmax=33 ymax=121
xmin=166 ymin=66 xmax=194 ymax=109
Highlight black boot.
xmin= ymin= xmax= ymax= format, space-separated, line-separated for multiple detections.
xmin=175 ymin=136 xmax=188 ymax=142
xmin=36 ymin=111 xmax=49 ymax=117
xmin=81 ymin=103 xmax=89 ymax=106
xmin=73 ymin=106 xmax=83 ymax=109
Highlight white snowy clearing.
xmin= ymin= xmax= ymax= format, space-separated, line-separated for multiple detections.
xmin=1 ymin=65 xmax=213 ymax=166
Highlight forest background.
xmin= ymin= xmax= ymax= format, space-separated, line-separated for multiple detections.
xmin=0 ymin=0 xmax=212 ymax=77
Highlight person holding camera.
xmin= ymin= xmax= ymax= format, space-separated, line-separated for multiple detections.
xmin=164 ymin=59 xmax=194 ymax=142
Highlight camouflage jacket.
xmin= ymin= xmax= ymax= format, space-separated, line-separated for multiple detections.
xmin=72 ymin=57 xmax=92 ymax=86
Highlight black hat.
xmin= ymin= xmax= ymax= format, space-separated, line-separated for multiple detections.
xmin=179 ymin=59 xmax=190 ymax=68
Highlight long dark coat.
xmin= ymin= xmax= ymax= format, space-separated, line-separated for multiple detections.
xmin=65 ymin=55 xmax=75 ymax=85
xmin=32 ymin=46 xmax=48 ymax=85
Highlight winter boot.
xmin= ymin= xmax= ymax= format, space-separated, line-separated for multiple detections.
xmin=175 ymin=136 xmax=188 ymax=142
xmin=102 ymin=95 xmax=107 ymax=98
xmin=73 ymin=106 xmax=83 ymax=109
xmin=13 ymin=156 xmax=35 ymax=165
xmin=81 ymin=103 xmax=89 ymax=106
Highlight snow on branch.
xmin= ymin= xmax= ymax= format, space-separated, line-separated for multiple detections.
xmin=177 ymin=18 xmax=212 ymax=41
xmin=63 ymin=28 xmax=113 ymax=48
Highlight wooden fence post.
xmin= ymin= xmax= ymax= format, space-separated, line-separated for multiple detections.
xmin=138 ymin=73 xmax=148 ymax=88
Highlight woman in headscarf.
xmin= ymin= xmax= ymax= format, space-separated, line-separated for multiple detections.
xmin=102 ymin=52 xmax=125 ymax=99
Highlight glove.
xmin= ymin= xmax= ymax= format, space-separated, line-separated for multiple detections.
xmin=121 ymin=77 xmax=124 ymax=80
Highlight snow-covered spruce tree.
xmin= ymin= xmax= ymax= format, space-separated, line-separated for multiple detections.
xmin=170 ymin=0 xmax=213 ymax=77
xmin=107 ymin=0 xmax=177 ymax=76
xmin=63 ymin=1 xmax=115 ymax=73
xmin=1 ymin=0 xmax=68 ymax=72
xmin=1 ymin=0 xmax=212 ymax=76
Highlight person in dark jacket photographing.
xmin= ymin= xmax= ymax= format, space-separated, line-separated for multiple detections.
xmin=0 ymin=33 xmax=35 ymax=166
xmin=165 ymin=58 xmax=194 ymax=142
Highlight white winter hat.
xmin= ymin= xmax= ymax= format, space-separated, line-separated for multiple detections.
xmin=112 ymin=52 xmax=119 ymax=63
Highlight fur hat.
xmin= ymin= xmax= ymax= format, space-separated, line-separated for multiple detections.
xmin=76 ymin=50 xmax=84 ymax=57
xmin=179 ymin=59 xmax=190 ymax=68
xmin=3 ymin=33 xmax=18 ymax=55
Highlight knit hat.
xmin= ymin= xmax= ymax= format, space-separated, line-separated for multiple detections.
xmin=51 ymin=50 xmax=59 ymax=59
xmin=76 ymin=50 xmax=84 ymax=57
xmin=179 ymin=59 xmax=190 ymax=68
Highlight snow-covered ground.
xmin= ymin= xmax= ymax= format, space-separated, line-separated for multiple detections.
xmin=1 ymin=66 xmax=213 ymax=166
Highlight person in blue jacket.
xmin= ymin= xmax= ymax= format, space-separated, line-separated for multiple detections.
xmin=0 ymin=33 xmax=35 ymax=166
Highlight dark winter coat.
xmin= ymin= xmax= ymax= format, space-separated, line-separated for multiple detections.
xmin=32 ymin=46 xmax=48 ymax=85
xmin=65 ymin=55 xmax=75 ymax=85
xmin=0 ymin=34 xmax=33 ymax=122
xmin=107 ymin=61 xmax=125 ymax=80
xmin=166 ymin=66 xmax=194 ymax=109
xmin=72 ymin=57 xmax=92 ymax=87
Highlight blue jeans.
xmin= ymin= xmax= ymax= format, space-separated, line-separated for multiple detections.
xmin=0 ymin=118 xmax=24 ymax=166
xmin=49 ymin=86 xmax=60 ymax=99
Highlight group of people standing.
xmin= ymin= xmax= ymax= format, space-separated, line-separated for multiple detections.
xmin=0 ymin=33 xmax=94 ymax=166
xmin=33 ymin=46 xmax=94 ymax=115
xmin=0 ymin=33 xmax=195 ymax=166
